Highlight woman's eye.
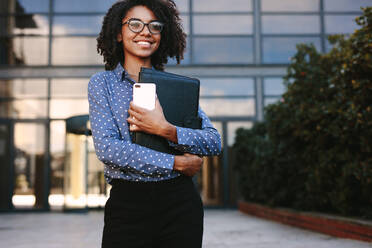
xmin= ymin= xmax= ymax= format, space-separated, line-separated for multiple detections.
xmin=130 ymin=21 xmax=142 ymax=29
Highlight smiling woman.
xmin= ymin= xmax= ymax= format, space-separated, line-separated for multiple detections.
xmin=90 ymin=1 xmax=221 ymax=248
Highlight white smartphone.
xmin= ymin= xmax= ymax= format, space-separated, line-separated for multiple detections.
xmin=133 ymin=83 xmax=156 ymax=110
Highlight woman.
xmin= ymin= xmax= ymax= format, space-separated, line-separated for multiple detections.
xmin=88 ymin=0 xmax=221 ymax=247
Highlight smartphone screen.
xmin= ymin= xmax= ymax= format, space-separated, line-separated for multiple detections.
xmin=133 ymin=83 xmax=156 ymax=110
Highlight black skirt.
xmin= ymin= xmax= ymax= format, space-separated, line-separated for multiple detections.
xmin=102 ymin=175 xmax=204 ymax=248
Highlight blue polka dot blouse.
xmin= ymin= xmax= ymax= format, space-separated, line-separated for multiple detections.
xmin=88 ymin=63 xmax=222 ymax=183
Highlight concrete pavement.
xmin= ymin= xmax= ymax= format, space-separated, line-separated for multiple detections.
xmin=0 ymin=209 xmax=370 ymax=248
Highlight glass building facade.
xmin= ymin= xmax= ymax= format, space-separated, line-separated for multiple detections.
xmin=0 ymin=0 xmax=368 ymax=211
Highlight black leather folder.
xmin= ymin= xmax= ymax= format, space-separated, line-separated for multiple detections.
xmin=132 ymin=67 xmax=201 ymax=155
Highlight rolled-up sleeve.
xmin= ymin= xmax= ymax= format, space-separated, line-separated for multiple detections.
xmin=88 ymin=73 xmax=175 ymax=176
xmin=169 ymin=108 xmax=222 ymax=156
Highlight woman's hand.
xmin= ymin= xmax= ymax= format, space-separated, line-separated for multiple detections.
xmin=127 ymin=98 xmax=178 ymax=143
xmin=174 ymin=153 xmax=203 ymax=177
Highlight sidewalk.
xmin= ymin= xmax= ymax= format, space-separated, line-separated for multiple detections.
xmin=0 ymin=210 xmax=370 ymax=248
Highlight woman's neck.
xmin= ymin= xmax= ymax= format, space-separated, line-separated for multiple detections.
xmin=123 ymin=55 xmax=152 ymax=80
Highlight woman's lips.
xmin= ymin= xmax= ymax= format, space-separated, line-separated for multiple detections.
xmin=135 ymin=41 xmax=152 ymax=48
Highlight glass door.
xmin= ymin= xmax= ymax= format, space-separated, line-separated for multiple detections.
xmin=12 ymin=122 xmax=47 ymax=210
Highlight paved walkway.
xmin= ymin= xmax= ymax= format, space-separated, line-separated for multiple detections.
xmin=0 ymin=210 xmax=370 ymax=248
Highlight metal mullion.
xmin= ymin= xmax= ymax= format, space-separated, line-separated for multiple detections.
xmin=262 ymin=34 xmax=322 ymax=38
xmin=48 ymin=0 xmax=53 ymax=66
xmin=253 ymin=0 xmax=261 ymax=65
xmin=193 ymin=34 xmax=253 ymax=38
xmin=193 ymin=11 xmax=254 ymax=15
xmin=261 ymin=11 xmax=321 ymax=15
xmin=189 ymin=0 xmax=194 ymax=64
xmin=200 ymin=95 xmax=255 ymax=99
xmin=52 ymin=12 xmax=105 ymax=16
xmin=210 ymin=116 xmax=256 ymax=122
xmin=323 ymin=11 xmax=364 ymax=15
xmin=0 ymin=12 xmax=49 ymax=16
xmin=320 ymin=0 xmax=326 ymax=53
xmin=51 ymin=34 xmax=98 ymax=38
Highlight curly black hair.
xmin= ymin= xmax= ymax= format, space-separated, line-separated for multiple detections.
xmin=97 ymin=0 xmax=186 ymax=71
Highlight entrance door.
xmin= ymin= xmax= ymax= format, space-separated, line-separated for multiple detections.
xmin=12 ymin=122 xmax=48 ymax=210
xmin=0 ymin=120 xmax=13 ymax=210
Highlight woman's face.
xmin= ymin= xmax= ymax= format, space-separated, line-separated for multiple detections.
xmin=118 ymin=5 xmax=161 ymax=61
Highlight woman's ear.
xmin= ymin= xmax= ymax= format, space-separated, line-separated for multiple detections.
xmin=117 ymin=33 xmax=123 ymax=42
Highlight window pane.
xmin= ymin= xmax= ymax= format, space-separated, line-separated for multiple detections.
xmin=180 ymin=14 xmax=189 ymax=35
xmin=174 ymin=0 xmax=189 ymax=12
xmin=263 ymin=37 xmax=321 ymax=64
xmin=51 ymin=79 xmax=88 ymax=98
xmin=0 ymin=15 xmax=49 ymax=36
xmin=54 ymin=0 xmax=116 ymax=13
xmin=264 ymin=78 xmax=286 ymax=95
xmin=228 ymin=122 xmax=253 ymax=146
xmin=2 ymin=0 xmax=50 ymax=13
xmin=200 ymin=98 xmax=255 ymax=116
xmin=261 ymin=0 xmax=319 ymax=12
xmin=0 ymin=100 xmax=48 ymax=118
xmin=52 ymin=37 xmax=102 ymax=65
xmin=324 ymin=0 xmax=370 ymax=12
xmin=325 ymin=15 xmax=359 ymax=34
xmin=193 ymin=0 xmax=252 ymax=12
xmin=0 ymin=79 xmax=48 ymax=98
xmin=194 ymin=37 xmax=253 ymax=64
xmin=50 ymin=99 xmax=89 ymax=119
xmin=53 ymin=16 xmax=103 ymax=35
xmin=193 ymin=15 xmax=253 ymax=35
xmin=262 ymin=15 xmax=320 ymax=34
xmin=200 ymin=78 xmax=254 ymax=96
xmin=167 ymin=48 xmax=190 ymax=65
xmin=1 ymin=37 xmax=49 ymax=65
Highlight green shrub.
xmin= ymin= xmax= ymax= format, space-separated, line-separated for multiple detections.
xmin=234 ymin=7 xmax=372 ymax=218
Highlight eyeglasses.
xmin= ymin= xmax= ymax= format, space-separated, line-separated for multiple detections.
xmin=122 ymin=18 xmax=164 ymax=34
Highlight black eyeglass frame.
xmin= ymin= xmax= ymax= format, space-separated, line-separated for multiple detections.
xmin=122 ymin=18 xmax=165 ymax=34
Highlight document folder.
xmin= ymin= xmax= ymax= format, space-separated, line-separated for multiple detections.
xmin=132 ymin=67 xmax=201 ymax=155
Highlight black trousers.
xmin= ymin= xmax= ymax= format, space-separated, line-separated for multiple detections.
xmin=101 ymin=175 xmax=204 ymax=248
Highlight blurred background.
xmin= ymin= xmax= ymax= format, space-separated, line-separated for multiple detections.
xmin=0 ymin=0 xmax=369 ymax=212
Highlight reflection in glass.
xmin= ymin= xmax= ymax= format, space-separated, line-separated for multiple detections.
xmin=12 ymin=123 xmax=45 ymax=209
xmin=51 ymin=79 xmax=88 ymax=98
xmin=263 ymin=37 xmax=321 ymax=63
xmin=52 ymin=37 xmax=102 ymax=65
xmin=0 ymin=15 xmax=49 ymax=36
xmin=50 ymin=99 xmax=89 ymax=119
xmin=200 ymin=78 xmax=254 ymax=96
xmin=261 ymin=0 xmax=319 ymax=12
xmin=49 ymin=121 xmax=65 ymax=209
xmin=0 ymin=100 xmax=47 ymax=118
xmin=53 ymin=16 xmax=103 ymax=35
xmin=193 ymin=0 xmax=252 ymax=12
xmin=200 ymin=98 xmax=255 ymax=116
xmin=324 ymin=0 xmax=370 ymax=12
xmin=0 ymin=79 xmax=48 ymax=98
xmin=262 ymin=15 xmax=320 ymax=34
xmin=325 ymin=15 xmax=359 ymax=34
xmin=264 ymin=78 xmax=286 ymax=95
xmin=0 ymin=37 xmax=48 ymax=65
xmin=3 ymin=0 xmax=50 ymax=13
xmin=194 ymin=37 xmax=253 ymax=64
xmin=54 ymin=0 xmax=116 ymax=13
xmin=228 ymin=121 xmax=253 ymax=146
xmin=193 ymin=15 xmax=253 ymax=35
